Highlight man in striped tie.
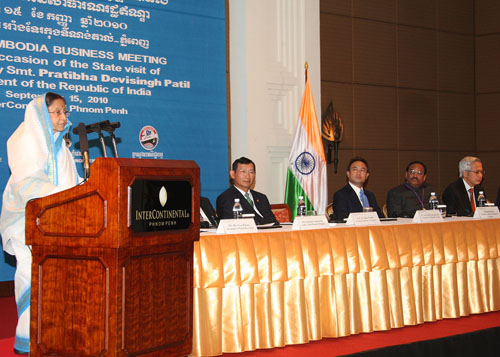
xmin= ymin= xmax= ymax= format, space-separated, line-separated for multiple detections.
xmin=216 ymin=157 xmax=278 ymax=225
xmin=332 ymin=157 xmax=383 ymax=220
xmin=443 ymin=156 xmax=486 ymax=216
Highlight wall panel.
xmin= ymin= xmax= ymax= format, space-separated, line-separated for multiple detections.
xmin=438 ymin=0 xmax=474 ymax=34
xmin=475 ymin=34 xmax=500 ymax=94
xmin=398 ymin=0 xmax=437 ymax=29
xmin=438 ymin=32 xmax=474 ymax=93
xmin=438 ymin=93 xmax=475 ymax=152
xmin=321 ymin=14 xmax=353 ymax=83
xmin=475 ymin=0 xmax=500 ymax=200
xmin=476 ymin=93 xmax=500 ymax=152
xmin=475 ymin=0 xmax=500 ymax=35
xmin=353 ymin=0 xmax=396 ymax=23
xmin=320 ymin=0 xmax=484 ymax=207
xmin=398 ymin=89 xmax=438 ymax=151
xmin=398 ymin=27 xmax=437 ymax=90
xmin=353 ymin=85 xmax=397 ymax=150
xmin=353 ymin=19 xmax=397 ymax=86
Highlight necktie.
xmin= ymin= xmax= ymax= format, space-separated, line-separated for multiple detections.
xmin=360 ymin=189 xmax=370 ymax=208
xmin=469 ymin=188 xmax=475 ymax=213
xmin=245 ymin=192 xmax=254 ymax=207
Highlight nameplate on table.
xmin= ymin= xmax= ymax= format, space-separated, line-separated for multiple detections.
xmin=345 ymin=212 xmax=380 ymax=226
xmin=412 ymin=209 xmax=443 ymax=223
xmin=216 ymin=218 xmax=258 ymax=234
xmin=473 ymin=206 xmax=500 ymax=219
xmin=292 ymin=215 xmax=329 ymax=230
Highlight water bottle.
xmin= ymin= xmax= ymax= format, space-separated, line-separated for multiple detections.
xmin=429 ymin=192 xmax=439 ymax=210
xmin=297 ymin=196 xmax=306 ymax=217
xmin=477 ymin=191 xmax=486 ymax=207
xmin=232 ymin=198 xmax=243 ymax=219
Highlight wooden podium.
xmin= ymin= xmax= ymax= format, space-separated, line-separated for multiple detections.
xmin=25 ymin=158 xmax=200 ymax=356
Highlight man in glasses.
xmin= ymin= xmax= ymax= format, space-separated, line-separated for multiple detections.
xmin=386 ymin=161 xmax=439 ymax=218
xmin=216 ymin=156 xmax=278 ymax=225
xmin=443 ymin=156 xmax=486 ymax=216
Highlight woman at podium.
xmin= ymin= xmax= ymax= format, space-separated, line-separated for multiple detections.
xmin=0 ymin=92 xmax=81 ymax=355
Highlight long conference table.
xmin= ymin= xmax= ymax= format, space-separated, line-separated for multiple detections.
xmin=191 ymin=217 xmax=500 ymax=356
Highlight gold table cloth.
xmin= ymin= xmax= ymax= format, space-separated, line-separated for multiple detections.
xmin=191 ymin=219 xmax=500 ymax=356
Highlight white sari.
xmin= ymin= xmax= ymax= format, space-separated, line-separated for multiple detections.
xmin=0 ymin=94 xmax=80 ymax=353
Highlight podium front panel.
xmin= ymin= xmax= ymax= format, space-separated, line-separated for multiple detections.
xmin=32 ymin=247 xmax=111 ymax=356
xmin=123 ymin=245 xmax=192 ymax=355
xmin=27 ymin=158 xmax=199 ymax=357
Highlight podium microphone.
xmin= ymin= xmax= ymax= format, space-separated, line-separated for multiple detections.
xmin=73 ymin=122 xmax=90 ymax=180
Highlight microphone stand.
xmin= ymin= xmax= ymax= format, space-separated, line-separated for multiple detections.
xmin=85 ymin=120 xmax=121 ymax=158
xmin=102 ymin=122 xmax=120 ymax=158
xmin=96 ymin=127 xmax=107 ymax=158
xmin=73 ymin=120 xmax=121 ymax=180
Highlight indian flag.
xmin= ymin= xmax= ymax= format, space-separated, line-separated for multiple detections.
xmin=284 ymin=67 xmax=327 ymax=219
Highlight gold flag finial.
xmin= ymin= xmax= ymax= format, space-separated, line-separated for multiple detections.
xmin=304 ymin=61 xmax=309 ymax=71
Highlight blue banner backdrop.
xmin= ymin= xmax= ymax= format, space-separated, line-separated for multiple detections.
xmin=0 ymin=0 xmax=227 ymax=281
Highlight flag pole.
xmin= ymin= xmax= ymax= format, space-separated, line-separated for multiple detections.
xmin=304 ymin=61 xmax=308 ymax=84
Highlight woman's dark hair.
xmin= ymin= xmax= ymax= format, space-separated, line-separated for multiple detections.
xmin=45 ymin=92 xmax=65 ymax=107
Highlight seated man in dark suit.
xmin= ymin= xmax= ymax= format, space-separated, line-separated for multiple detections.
xmin=200 ymin=196 xmax=219 ymax=227
xmin=216 ymin=157 xmax=278 ymax=225
xmin=386 ymin=160 xmax=440 ymax=218
xmin=332 ymin=157 xmax=383 ymax=220
xmin=442 ymin=156 xmax=486 ymax=216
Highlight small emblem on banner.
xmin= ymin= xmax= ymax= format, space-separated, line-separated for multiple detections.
xmin=139 ymin=125 xmax=159 ymax=150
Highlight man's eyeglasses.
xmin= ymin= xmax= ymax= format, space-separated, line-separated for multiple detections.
xmin=237 ymin=170 xmax=255 ymax=175
xmin=49 ymin=110 xmax=70 ymax=117
xmin=467 ymin=170 xmax=484 ymax=175
xmin=409 ymin=169 xmax=424 ymax=175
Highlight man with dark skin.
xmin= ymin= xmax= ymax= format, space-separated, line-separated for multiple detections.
xmin=386 ymin=161 xmax=439 ymax=218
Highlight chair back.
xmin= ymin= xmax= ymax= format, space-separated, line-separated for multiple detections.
xmin=382 ymin=203 xmax=388 ymax=218
xmin=271 ymin=203 xmax=292 ymax=223
xmin=326 ymin=203 xmax=334 ymax=221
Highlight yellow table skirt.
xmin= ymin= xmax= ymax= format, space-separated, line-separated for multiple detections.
xmin=191 ymin=219 xmax=500 ymax=356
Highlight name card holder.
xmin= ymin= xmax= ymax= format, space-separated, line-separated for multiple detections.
xmin=292 ymin=215 xmax=329 ymax=230
xmin=345 ymin=212 xmax=381 ymax=226
xmin=412 ymin=209 xmax=443 ymax=223
xmin=473 ymin=206 xmax=500 ymax=219
xmin=216 ymin=218 xmax=258 ymax=234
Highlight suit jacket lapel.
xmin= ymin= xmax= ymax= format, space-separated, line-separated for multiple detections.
xmin=458 ymin=180 xmax=472 ymax=211
xmin=249 ymin=190 xmax=265 ymax=217
xmin=250 ymin=190 xmax=262 ymax=211
xmin=347 ymin=184 xmax=363 ymax=211
xmin=231 ymin=186 xmax=258 ymax=215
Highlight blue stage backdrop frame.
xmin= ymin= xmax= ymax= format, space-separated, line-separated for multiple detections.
xmin=0 ymin=0 xmax=228 ymax=281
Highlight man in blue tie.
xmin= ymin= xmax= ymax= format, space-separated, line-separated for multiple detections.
xmin=332 ymin=157 xmax=383 ymax=220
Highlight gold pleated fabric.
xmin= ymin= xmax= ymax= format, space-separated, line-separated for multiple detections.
xmin=190 ymin=219 xmax=500 ymax=356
